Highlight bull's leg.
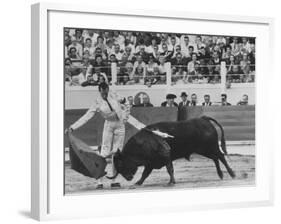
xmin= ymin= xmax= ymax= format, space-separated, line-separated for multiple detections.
xmin=213 ymin=159 xmax=223 ymax=179
xmin=166 ymin=161 xmax=176 ymax=185
xmin=135 ymin=165 xmax=153 ymax=186
xmin=218 ymin=154 xmax=236 ymax=178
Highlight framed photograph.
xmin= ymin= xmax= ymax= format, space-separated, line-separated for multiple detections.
xmin=31 ymin=2 xmax=274 ymax=221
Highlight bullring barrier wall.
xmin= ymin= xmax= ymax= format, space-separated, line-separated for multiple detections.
xmin=64 ymin=105 xmax=255 ymax=147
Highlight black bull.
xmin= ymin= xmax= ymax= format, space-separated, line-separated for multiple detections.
xmin=107 ymin=116 xmax=236 ymax=185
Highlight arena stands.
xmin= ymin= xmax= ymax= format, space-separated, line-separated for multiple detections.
xmin=64 ymin=28 xmax=256 ymax=87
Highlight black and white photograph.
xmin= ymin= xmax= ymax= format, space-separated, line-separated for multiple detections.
xmin=64 ymin=28 xmax=255 ymax=194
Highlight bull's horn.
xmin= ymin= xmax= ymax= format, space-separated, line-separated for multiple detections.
xmin=106 ymin=172 xmax=119 ymax=179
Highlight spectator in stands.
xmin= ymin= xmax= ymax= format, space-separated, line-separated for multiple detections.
xmin=221 ymin=93 xmax=231 ymax=106
xmin=172 ymin=45 xmax=182 ymax=59
xmin=222 ymin=45 xmax=232 ymax=60
xmin=84 ymin=38 xmax=95 ymax=57
xmin=133 ymin=66 xmax=144 ymax=84
xmin=113 ymin=31 xmax=125 ymax=49
xmin=187 ymin=46 xmax=195 ymax=62
xmin=135 ymin=39 xmax=146 ymax=53
xmin=68 ymin=47 xmax=81 ymax=60
xmin=199 ymin=59 xmax=208 ymax=78
xmin=171 ymin=52 xmax=186 ymax=68
xmin=106 ymin=39 xmax=115 ymax=56
xmin=191 ymin=63 xmax=204 ymax=83
xmin=230 ymin=37 xmax=240 ymax=56
xmin=117 ymin=65 xmax=130 ymax=85
xmin=206 ymin=59 xmax=216 ymax=82
xmin=119 ymin=53 xmax=129 ymax=70
xmin=228 ymin=64 xmax=241 ymax=83
xmin=181 ymin=35 xmax=191 ymax=58
xmin=136 ymin=45 xmax=150 ymax=63
xmin=137 ymin=95 xmax=154 ymax=107
xmin=178 ymin=92 xmax=190 ymax=108
xmin=103 ymin=31 xmax=113 ymax=43
xmin=190 ymin=93 xmax=198 ymax=106
xmin=125 ymin=31 xmax=137 ymax=46
xmin=227 ymin=54 xmax=236 ymax=68
xmin=145 ymin=65 xmax=158 ymax=86
xmin=161 ymin=94 xmax=178 ymax=107
xmin=112 ymin=44 xmax=123 ymax=61
xmin=82 ymin=54 xmax=91 ymax=68
xmin=73 ymin=29 xmax=84 ymax=45
xmin=145 ymin=36 xmax=157 ymax=54
xmin=187 ymin=53 xmax=198 ymax=75
xmin=202 ymin=94 xmax=212 ymax=106
xmin=95 ymin=36 xmax=107 ymax=53
xmin=237 ymin=94 xmax=249 ymax=105
xmin=65 ymin=33 xmax=72 ymax=57
xmin=93 ymin=47 xmax=107 ymax=61
xmin=64 ymin=58 xmax=73 ymax=81
xmin=146 ymin=55 xmax=158 ymax=75
xmin=125 ymin=62 xmax=134 ymax=81
xmin=241 ymin=37 xmax=251 ymax=53
xmin=158 ymin=55 xmax=167 ymax=76
xmin=212 ymin=51 xmax=221 ymax=65
xmin=83 ymin=29 xmax=99 ymax=46
xmin=197 ymin=46 xmax=210 ymax=61
xmin=68 ymin=40 xmax=83 ymax=59
xmin=240 ymin=53 xmax=251 ymax=78
xmin=109 ymin=54 xmax=118 ymax=63
xmin=70 ymin=67 xmax=87 ymax=86
xmin=90 ymin=54 xmax=104 ymax=67
xmin=119 ymin=73 xmax=130 ymax=85
xmin=124 ymin=46 xmax=135 ymax=62
xmin=65 ymin=29 xmax=255 ymax=88
xmin=160 ymin=43 xmax=173 ymax=62
xmin=152 ymin=45 xmax=161 ymax=61
xmin=133 ymin=55 xmax=146 ymax=74
xmin=169 ymin=36 xmax=178 ymax=52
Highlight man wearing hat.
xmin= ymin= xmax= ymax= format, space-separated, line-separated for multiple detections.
xmin=178 ymin=92 xmax=190 ymax=109
xmin=161 ymin=94 xmax=178 ymax=107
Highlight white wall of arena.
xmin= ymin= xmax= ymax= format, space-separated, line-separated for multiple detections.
xmin=65 ymin=83 xmax=255 ymax=109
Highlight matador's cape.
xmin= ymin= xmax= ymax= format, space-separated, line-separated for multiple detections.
xmin=68 ymin=132 xmax=107 ymax=179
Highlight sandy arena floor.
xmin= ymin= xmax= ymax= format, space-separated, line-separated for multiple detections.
xmin=64 ymin=153 xmax=255 ymax=194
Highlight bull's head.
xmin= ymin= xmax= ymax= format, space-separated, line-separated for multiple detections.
xmin=106 ymin=149 xmax=138 ymax=181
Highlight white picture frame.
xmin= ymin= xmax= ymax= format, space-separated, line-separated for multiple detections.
xmin=31 ymin=2 xmax=275 ymax=221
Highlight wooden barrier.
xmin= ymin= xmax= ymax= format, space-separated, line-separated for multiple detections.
xmin=179 ymin=105 xmax=255 ymax=141
xmin=64 ymin=105 xmax=255 ymax=147
xmin=64 ymin=107 xmax=178 ymax=147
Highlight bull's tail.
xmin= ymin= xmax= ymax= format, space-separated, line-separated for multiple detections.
xmin=202 ymin=116 xmax=227 ymax=155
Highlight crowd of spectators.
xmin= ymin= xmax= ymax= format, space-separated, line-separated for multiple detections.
xmin=127 ymin=92 xmax=249 ymax=108
xmin=65 ymin=28 xmax=255 ymax=87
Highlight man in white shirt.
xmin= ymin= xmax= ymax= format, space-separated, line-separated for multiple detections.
xmin=84 ymin=38 xmax=95 ymax=57
xmin=112 ymin=44 xmax=123 ymax=61
xmin=68 ymin=83 xmax=129 ymax=189
xmin=181 ymin=36 xmax=193 ymax=58
xmin=83 ymin=29 xmax=99 ymax=46
xmin=113 ymin=31 xmax=125 ymax=50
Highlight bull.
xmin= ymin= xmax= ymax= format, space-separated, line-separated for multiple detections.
xmin=107 ymin=116 xmax=236 ymax=185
